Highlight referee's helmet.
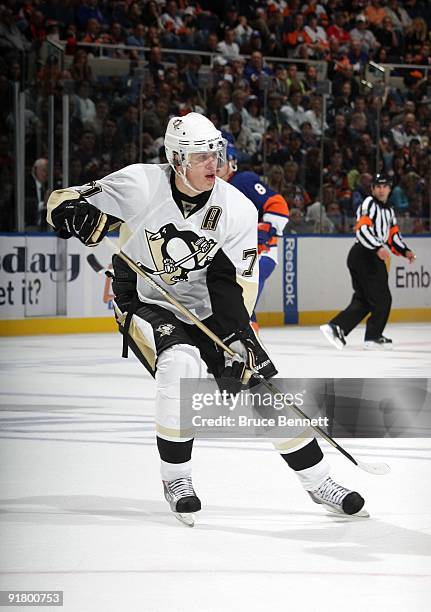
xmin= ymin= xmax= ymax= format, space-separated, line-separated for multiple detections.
xmin=372 ymin=173 xmax=393 ymax=186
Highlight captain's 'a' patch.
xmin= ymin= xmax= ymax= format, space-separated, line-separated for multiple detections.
xmin=201 ymin=206 xmax=222 ymax=231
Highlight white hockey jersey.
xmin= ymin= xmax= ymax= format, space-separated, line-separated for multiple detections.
xmin=70 ymin=164 xmax=259 ymax=333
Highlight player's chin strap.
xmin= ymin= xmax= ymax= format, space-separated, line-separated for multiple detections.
xmin=172 ymin=164 xmax=204 ymax=194
xmin=103 ymin=237 xmax=390 ymax=477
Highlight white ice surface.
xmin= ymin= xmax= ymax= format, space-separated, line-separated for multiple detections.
xmin=0 ymin=323 xmax=430 ymax=612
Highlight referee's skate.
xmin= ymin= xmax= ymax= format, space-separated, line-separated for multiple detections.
xmin=320 ymin=323 xmax=346 ymax=350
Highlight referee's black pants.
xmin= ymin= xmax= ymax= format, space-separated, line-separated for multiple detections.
xmin=330 ymin=243 xmax=392 ymax=341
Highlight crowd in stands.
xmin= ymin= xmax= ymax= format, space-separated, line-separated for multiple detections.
xmin=0 ymin=0 xmax=430 ymax=233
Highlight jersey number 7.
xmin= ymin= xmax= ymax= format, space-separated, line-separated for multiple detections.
xmin=242 ymin=248 xmax=258 ymax=277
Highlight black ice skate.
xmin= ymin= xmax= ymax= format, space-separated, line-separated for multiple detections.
xmin=163 ymin=476 xmax=201 ymax=527
xmin=308 ymin=476 xmax=369 ymax=517
xmin=320 ymin=323 xmax=346 ymax=350
xmin=364 ymin=336 xmax=393 ymax=350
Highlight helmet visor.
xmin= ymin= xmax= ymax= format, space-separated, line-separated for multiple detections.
xmin=186 ymin=140 xmax=226 ymax=169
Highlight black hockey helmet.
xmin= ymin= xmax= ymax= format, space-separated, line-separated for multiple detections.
xmin=372 ymin=173 xmax=392 ymax=187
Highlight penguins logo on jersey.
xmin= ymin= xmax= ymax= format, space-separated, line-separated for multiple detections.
xmin=144 ymin=223 xmax=217 ymax=285
xmin=156 ymin=323 xmax=175 ymax=337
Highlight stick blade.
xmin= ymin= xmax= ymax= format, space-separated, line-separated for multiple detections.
xmin=357 ymin=460 xmax=391 ymax=475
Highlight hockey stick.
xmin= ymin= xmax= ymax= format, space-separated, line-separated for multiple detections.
xmin=88 ymin=247 xmax=212 ymax=278
xmin=104 ymin=237 xmax=390 ymax=476
xmin=151 ymin=242 xmax=214 ymax=276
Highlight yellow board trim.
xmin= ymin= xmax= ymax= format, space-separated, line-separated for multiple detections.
xmin=388 ymin=308 xmax=431 ymax=323
xmin=0 ymin=308 xmax=430 ymax=336
xmin=297 ymin=308 xmax=431 ymax=326
xmin=257 ymin=309 xmax=431 ymax=327
xmin=0 ymin=317 xmax=117 ymax=336
xmin=255 ymin=312 xmax=284 ymax=327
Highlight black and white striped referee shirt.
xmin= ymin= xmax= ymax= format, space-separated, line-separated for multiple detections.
xmin=354 ymin=196 xmax=409 ymax=255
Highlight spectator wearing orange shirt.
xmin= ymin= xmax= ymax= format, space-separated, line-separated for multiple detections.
xmin=301 ymin=0 xmax=327 ymax=21
xmin=364 ymin=0 xmax=386 ymax=28
xmin=283 ymin=13 xmax=311 ymax=50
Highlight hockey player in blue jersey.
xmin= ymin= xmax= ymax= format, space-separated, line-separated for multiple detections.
xmin=217 ymin=144 xmax=290 ymax=331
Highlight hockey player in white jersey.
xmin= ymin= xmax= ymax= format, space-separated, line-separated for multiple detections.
xmin=47 ymin=112 xmax=367 ymax=524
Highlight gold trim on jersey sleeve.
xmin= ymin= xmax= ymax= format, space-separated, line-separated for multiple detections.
xmin=236 ymin=276 xmax=258 ymax=316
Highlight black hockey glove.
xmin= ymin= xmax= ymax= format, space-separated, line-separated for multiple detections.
xmin=51 ymin=198 xmax=116 ymax=247
xmin=218 ymin=327 xmax=278 ymax=394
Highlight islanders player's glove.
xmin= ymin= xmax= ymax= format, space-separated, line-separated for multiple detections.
xmin=258 ymin=222 xmax=277 ymax=254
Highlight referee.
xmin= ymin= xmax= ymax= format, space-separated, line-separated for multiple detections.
xmin=320 ymin=173 xmax=416 ymax=350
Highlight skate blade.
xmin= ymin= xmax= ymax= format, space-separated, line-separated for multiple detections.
xmin=320 ymin=325 xmax=344 ymax=350
xmin=324 ymin=504 xmax=370 ymax=518
xmin=173 ymin=512 xmax=195 ymax=527
xmin=364 ymin=343 xmax=393 ymax=351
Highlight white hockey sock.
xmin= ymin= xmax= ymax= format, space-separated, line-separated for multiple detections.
xmin=160 ymin=459 xmax=192 ymax=482
xmin=294 ymin=458 xmax=330 ymax=491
